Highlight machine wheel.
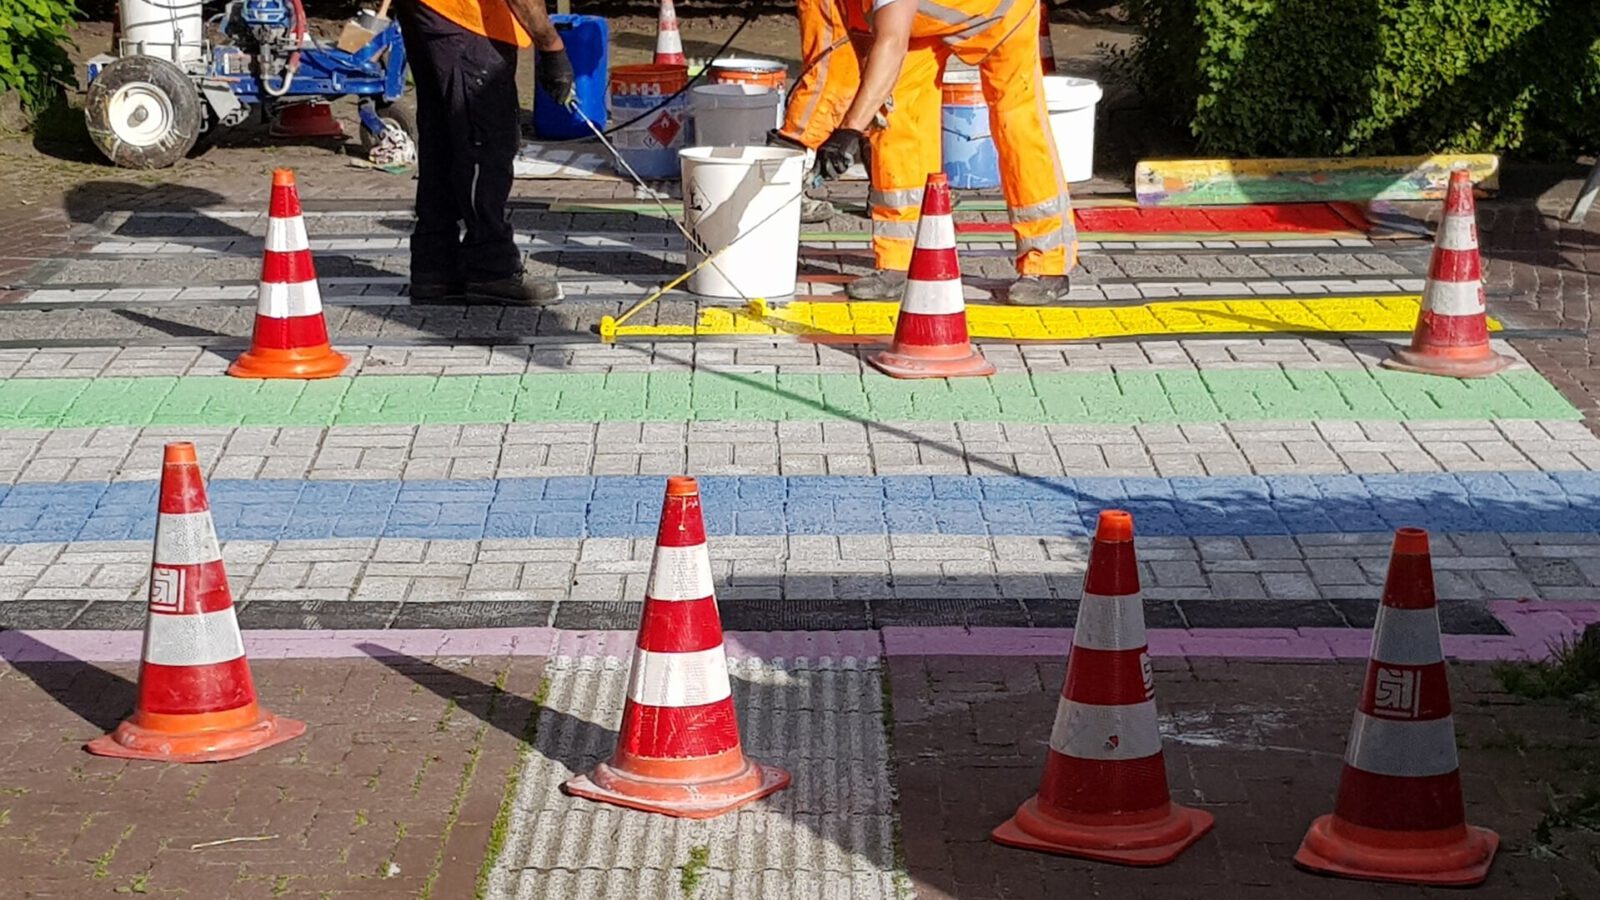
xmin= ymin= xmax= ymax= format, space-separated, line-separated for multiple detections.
xmin=362 ymin=99 xmax=418 ymax=148
xmin=84 ymin=56 xmax=203 ymax=169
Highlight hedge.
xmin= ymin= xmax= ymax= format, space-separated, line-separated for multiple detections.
xmin=0 ymin=0 xmax=78 ymax=121
xmin=1114 ymin=0 xmax=1600 ymax=158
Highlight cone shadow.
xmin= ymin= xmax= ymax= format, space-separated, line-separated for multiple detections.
xmin=0 ymin=631 xmax=136 ymax=733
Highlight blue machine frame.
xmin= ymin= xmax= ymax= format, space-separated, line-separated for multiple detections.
xmin=212 ymin=24 xmax=409 ymax=104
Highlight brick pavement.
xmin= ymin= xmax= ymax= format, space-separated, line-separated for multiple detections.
xmin=0 ymin=650 xmax=545 ymax=899
xmin=888 ymin=655 xmax=1600 ymax=899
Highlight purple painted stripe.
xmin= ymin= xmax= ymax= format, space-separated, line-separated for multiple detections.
xmin=0 ymin=603 xmax=1593 ymax=664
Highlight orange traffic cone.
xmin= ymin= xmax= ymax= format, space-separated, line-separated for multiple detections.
xmin=1038 ymin=5 xmax=1058 ymax=74
xmin=563 ymin=476 xmax=790 ymax=818
xmin=868 ymin=172 xmax=996 ymax=379
xmin=88 ymin=442 xmax=306 ymax=763
xmin=229 ymin=170 xmax=349 ymax=379
xmin=992 ymin=510 xmax=1214 ymax=865
xmin=1295 ymin=528 xmax=1498 ymax=886
xmin=654 ymin=0 xmax=687 ymax=67
xmin=269 ymin=101 xmax=346 ymax=140
xmin=1381 ymin=167 xmax=1511 ymax=378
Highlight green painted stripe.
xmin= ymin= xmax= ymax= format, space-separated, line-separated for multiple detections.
xmin=0 ymin=370 xmax=1575 ymax=429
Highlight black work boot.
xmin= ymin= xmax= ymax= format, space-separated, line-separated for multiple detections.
xmin=1004 ymin=275 xmax=1072 ymax=306
xmin=845 ymin=269 xmax=908 ymax=301
xmin=409 ymin=280 xmax=463 ymax=303
xmin=460 ymin=271 xmax=564 ymax=307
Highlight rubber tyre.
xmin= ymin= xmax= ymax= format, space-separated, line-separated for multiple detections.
xmin=362 ymin=99 xmax=418 ymax=150
xmin=84 ymin=56 xmax=202 ymax=170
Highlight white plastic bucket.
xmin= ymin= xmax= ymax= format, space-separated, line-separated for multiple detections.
xmin=1044 ymin=76 xmax=1103 ymax=183
xmin=690 ymin=84 xmax=781 ymax=147
xmin=680 ymin=146 xmax=806 ymax=299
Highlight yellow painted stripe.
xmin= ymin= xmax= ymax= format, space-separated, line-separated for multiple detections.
xmin=612 ymin=295 xmax=1505 ymax=342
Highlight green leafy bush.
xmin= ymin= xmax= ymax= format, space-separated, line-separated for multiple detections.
xmin=1113 ymin=0 xmax=1600 ymax=158
xmin=0 ymin=0 xmax=79 ymax=121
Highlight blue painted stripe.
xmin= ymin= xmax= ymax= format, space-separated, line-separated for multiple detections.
xmin=2 ymin=472 xmax=1598 ymax=545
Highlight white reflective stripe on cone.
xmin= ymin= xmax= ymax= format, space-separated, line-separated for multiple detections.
xmin=914 ymin=215 xmax=957 ymax=251
xmin=646 ymin=544 xmax=715 ymax=602
xmin=257 ymin=279 xmax=324 ymax=319
xmin=1071 ymin=592 xmax=1147 ymax=652
xmin=1370 ymin=606 xmax=1445 ymax=666
xmin=153 ymin=511 xmax=223 ymax=566
xmin=1435 ymin=213 xmax=1479 ymax=252
xmin=1344 ymin=710 xmax=1460 ymax=777
xmin=265 ymin=216 xmax=310 ymax=253
xmin=1421 ymin=277 xmax=1485 ymax=316
xmin=1047 ymin=697 xmax=1162 ymax=760
xmin=626 ymin=645 xmax=733 ymax=708
xmin=899 ymin=277 xmax=966 ymax=316
xmin=143 ymin=607 xmax=246 ymax=667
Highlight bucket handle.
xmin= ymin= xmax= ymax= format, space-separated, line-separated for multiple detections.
xmin=942 ymin=125 xmax=994 ymax=141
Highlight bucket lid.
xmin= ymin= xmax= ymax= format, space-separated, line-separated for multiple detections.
xmin=1043 ymin=75 xmax=1103 ymax=107
xmin=710 ymin=57 xmax=786 ymax=73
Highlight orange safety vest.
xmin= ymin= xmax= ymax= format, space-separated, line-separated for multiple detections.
xmin=422 ymin=0 xmax=531 ymax=48
xmin=851 ymin=0 xmax=1018 ymax=42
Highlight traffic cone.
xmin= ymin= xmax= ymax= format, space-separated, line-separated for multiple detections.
xmin=563 ymin=476 xmax=790 ymax=818
xmin=229 ymin=170 xmax=349 ymax=379
xmin=654 ymin=0 xmax=687 ymax=67
xmin=992 ymin=510 xmax=1214 ymax=865
xmin=868 ymin=172 xmax=997 ymax=379
xmin=1039 ymin=6 xmax=1058 ymax=74
xmin=1295 ymin=527 xmax=1498 ymax=886
xmin=269 ymin=101 xmax=346 ymax=140
xmin=88 ymin=442 xmax=306 ymax=763
xmin=1381 ymin=167 xmax=1511 ymax=378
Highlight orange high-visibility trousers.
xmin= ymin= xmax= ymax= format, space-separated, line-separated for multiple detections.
xmin=865 ymin=0 xmax=1077 ymax=276
xmin=780 ymin=0 xmax=863 ymax=150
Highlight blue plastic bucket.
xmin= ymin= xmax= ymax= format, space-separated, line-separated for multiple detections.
xmin=608 ymin=64 xmax=691 ymax=180
xmin=533 ymin=15 xmax=609 ymax=139
xmin=941 ymin=71 xmax=1000 ymax=189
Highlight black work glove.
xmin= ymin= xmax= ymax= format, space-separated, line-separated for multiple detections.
xmin=766 ymin=128 xmax=807 ymax=151
xmin=815 ymin=128 xmax=865 ymax=180
xmin=536 ymin=47 xmax=577 ymax=107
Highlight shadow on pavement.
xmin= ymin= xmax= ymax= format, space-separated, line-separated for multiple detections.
xmin=0 ymin=631 xmax=135 ymax=733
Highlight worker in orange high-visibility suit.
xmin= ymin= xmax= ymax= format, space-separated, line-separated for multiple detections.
xmin=766 ymin=0 xmax=865 ymax=223
xmin=817 ymin=0 xmax=1077 ymax=306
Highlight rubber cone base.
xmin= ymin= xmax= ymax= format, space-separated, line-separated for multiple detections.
xmin=1381 ymin=347 xmax=1512 ymax=379
xmin=868 ymin=348 xmax=996 ymax=380
xmin=991 ymin=797 xmax=1215 ymax=866
xmin=228 ymin=345 xmax=349 ymax=379
xmin=1294 ymin=815 xmax=1498 ymax=887
xmin=270 ymin=106 xmax=346 ymax=140
xmin=563 ymin=757 xmax=791 ymax=819
xmin=87 ymin=710 xmax=306 ymax=764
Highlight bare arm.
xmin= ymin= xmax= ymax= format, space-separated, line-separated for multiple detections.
xmin=839 ymin=0 xmax=916 ymax=131
xmin=504 ymin=0 xmax=565 ymax=52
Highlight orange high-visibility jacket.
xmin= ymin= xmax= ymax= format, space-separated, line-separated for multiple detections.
xmin=423 ymin=0 xmax=531 ymax=47
xmin=781 ymin=0 xmax=865 ymax=150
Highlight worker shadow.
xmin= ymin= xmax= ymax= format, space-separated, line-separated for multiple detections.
xmin=0 ymin=631 xmax=137 ymax=734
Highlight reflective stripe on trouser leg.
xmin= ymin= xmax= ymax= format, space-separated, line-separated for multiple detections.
xmin=781 ymin=0 xmax=863 ymax=149
xmin=968 ymin=0 xmax=1076 ymax=275
xmin=869 ymin=39 xmax=948 ymax=271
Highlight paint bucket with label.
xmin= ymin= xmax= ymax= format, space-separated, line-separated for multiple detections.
xmin=1044 ymin=76 xmax=1103 ymax=183
xmin=608 ymin=64 xmax=691 ymax=179
xmin=680 ymin=146 xmax=805 ymax=299
xmin=709 ymin=58 xmax=788 ymax=127
xmin=940 ymin=70 xmax=1001 ymax=190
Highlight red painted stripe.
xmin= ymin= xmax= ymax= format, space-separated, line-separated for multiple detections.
xmin=269 ymin=185 xmax=302 ymax=220
xmin=1443 ymin=176 xmax=1475 ymax=215
xmin=893 ymin=311 xmax=969 ymax=347
xmin=1357 ymin=660 xmax=1453 ymax=720
xmin=635 ymin=596 xmax=724 ymax=653
xmin=1062 ymin=647 xmax=1152 ymax=706
xmin=1380 ymin=552 xmax=1437 ymax=610
xmin=1083 ymin=539 xmax=1139 ymax=596
xmin=907 ymin=246 xmax=960 ymax=282
xmin=1412 ymin=312 xmax=1489 ymax=348
xmin=250 ymin=314 xmax=330 ymax=349
xmin=137 ymin=657 xmax=256 ymax=716
xmin=1334 ymin=766 xmax=1466 ymax=832
xmin=158 ymin=464 xmax=209 ymax=515
xmin=261 ymin=248 xmax=317 ymax=284
xmin=920 ymin=177 xmax=952 ymax=216
xmin=1428 ymin=246 xmax=1481 ymax=283
xmin=1036 ymin=751 xmax=1172 ymax=817
xmin=957 ymin=204 xmax=1377 ymax=235
xmin=616 ymin=696 xmax=741 ymax=759
xmin=655 ymin=494 xmax=708 ymax=548
xmin=151 ymin=560 xmax=236 ymax=615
